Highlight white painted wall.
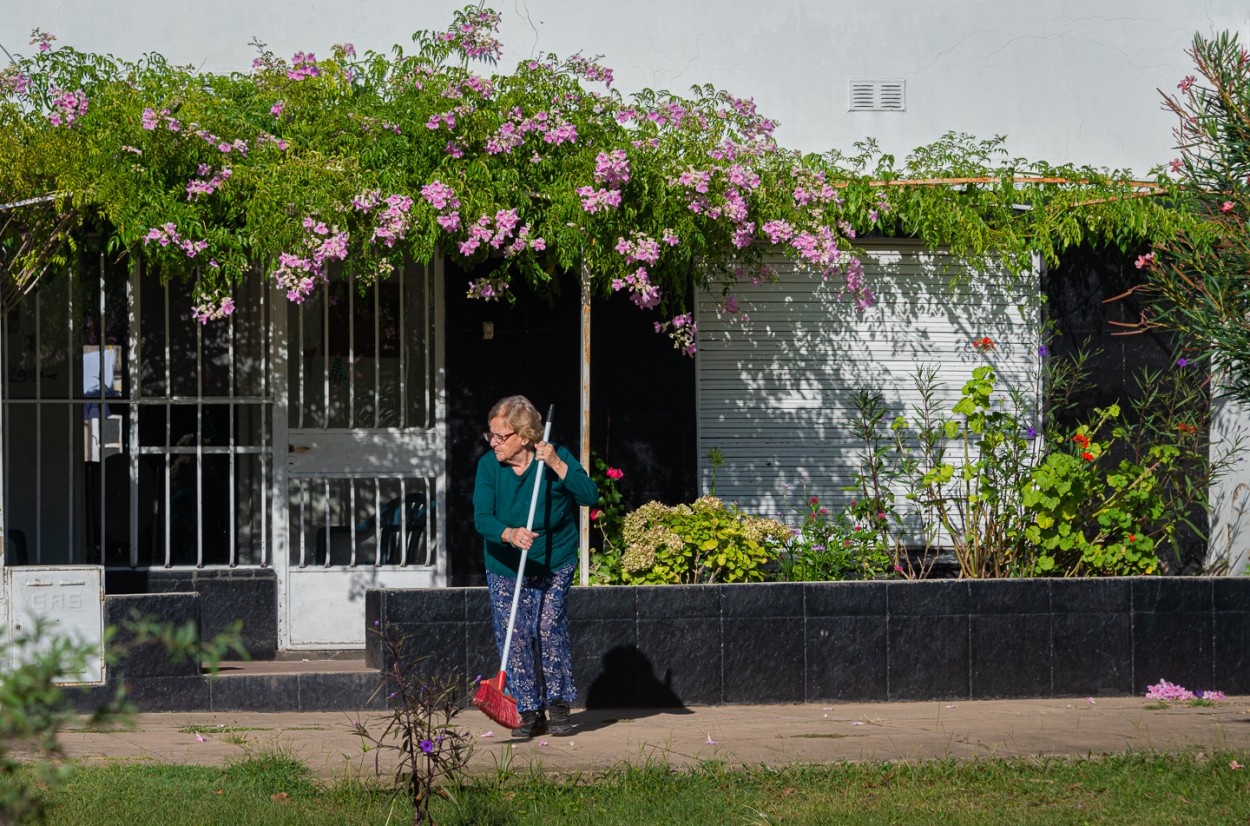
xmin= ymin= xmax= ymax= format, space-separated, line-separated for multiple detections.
xmin=1 ymin=1 xmax=1245 ymax=175
xmin=1208 ymin=396 xmax=1250 ymax=574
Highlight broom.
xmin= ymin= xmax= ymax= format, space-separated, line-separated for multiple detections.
xmin=473 ymin=405 xmax=554 ymax=729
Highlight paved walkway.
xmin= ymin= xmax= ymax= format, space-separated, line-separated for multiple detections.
xmin=44 ymin=696 xmax=1250 ymax=777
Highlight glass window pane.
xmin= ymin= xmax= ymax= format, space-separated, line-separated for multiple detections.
xmin=200 ymin=454 xmax=232 ymax=564
xmin=233 ymin=276 xmax=268 ymax=398
xmin=326 ymin=280 xmax=351 ymax=429
xmin=353 ymin=282 xmax=377 ymax=428
xmin=168 ymin=278 xmax=200 ymax=398
xmin=5 ymin=290 xmax=37 ymax=400
xmin=234 ymin=403 xmax=267 ymax=447
xmin=38 ymin=276 xmax=71 ymax=399
xmin=136 ymin=454 xmax=167 ymax=567
xmin=404 ymin=262 xmax=430 ymax=428
xmin=139 ymin=273 xmax=167 ymax=397
xmin=201 ymin=306 xmax=231 ymax=397
xmin=289 ymin=297 xmax=326 ymax=429
xmin=233 ymin=453 xmax=268 ymax=566
xmin=376 ymin=278 xmax=401 ymax=427
xmin=201 ymin=404 xmax=230 ymax=446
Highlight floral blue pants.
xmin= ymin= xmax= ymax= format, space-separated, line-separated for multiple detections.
xmin=485 ymin=562 xmax=577 ymax=713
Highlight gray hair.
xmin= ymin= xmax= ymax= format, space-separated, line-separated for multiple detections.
xmin=488 ymin=395 xmax=543 ymax=442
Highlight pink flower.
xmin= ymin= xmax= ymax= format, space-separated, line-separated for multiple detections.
xmin=1178 ymin=75 xmax=1197 ymax=92
xmin=589 ymin=508 xmax=602 ymax=521
xmin=1221 ymin=200 xmax=1235 ymax=213
xmin=606 ymin=467 xmax=623 ymax=480
xmin=1134 ymin=252 xmax=1154 ymax=270
xmin=1169 ymin=158 xmax=1182 ymax=172
xmin=1231 ymin=761 xmax=1243 ymax=770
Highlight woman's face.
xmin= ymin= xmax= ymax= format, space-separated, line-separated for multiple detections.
xmin=487 ymin=415 xmax=526 ymax=464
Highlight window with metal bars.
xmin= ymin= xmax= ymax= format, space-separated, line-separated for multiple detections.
xmin=2 ymin=243 xmax=272 ymax=568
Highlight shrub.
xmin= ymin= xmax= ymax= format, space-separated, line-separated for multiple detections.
xmin=617 ymin=496 xmax=790 ymax=584
xmin=775 ymin=494 xmax=894 ymax=581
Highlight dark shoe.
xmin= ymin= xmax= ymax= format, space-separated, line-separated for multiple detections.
xmin=511 ymin=710 xmax=547 ymax=739
xmin=548 ymin=701 xmax=573 ymax=736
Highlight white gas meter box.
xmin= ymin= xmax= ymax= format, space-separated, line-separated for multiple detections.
xmin=5 ymin=566 xmax=105 ymax=684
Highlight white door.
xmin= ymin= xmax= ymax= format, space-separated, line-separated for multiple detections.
xmin=276 ymin=260 xmax=445 ymax=649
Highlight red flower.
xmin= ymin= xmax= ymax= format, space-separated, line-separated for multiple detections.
xmin=1071 ymin=433 xmax=1090 ymax=448
xmin=1128 ymin=534 xmax=1136 ymax=542
xmin=606 ymin=467 xmax=623 ymax=480
xmin=809 ymin=497 xmax=819 ymax=504
xmin=971 ymin=336 xmax=996 ymax=352
xmin=590 ymin=508 xmax=602 ymax=521
xmin=1081 ymin=451 xmax=1094 ymax=461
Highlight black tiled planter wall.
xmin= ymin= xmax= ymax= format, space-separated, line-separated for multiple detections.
xmin=368 ymin=577 xmax=1250 ymax=706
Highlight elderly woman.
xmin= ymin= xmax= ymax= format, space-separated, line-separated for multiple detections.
xmin=473 ymin=395 xmax=598 ymax=738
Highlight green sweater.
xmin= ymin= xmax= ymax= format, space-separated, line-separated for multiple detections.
xmin=473 ymin=444 xmax=599 ymax=577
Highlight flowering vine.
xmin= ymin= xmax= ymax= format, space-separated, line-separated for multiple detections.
xmin=0 ymin=7 xmax=1187 ymax=349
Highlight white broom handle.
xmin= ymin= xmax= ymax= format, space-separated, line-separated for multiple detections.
xmin=499 ymin=408 xmax=554 ymax=672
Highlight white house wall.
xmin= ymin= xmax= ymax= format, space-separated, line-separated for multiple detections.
xmin=2 ymin=1 xmax=1245 ymax=175
xmin=695 ymin=244 xmax=1041 ymax=523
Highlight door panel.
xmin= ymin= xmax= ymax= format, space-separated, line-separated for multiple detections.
xmin=280 ymin=262 xmax=444 ymax=649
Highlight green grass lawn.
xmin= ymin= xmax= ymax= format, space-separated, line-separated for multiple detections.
xmin=30 ymin=750 xmax=1250 ymax=825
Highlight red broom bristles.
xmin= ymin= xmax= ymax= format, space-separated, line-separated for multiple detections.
xmin=473 ymin=671 xmax=520 ymax=729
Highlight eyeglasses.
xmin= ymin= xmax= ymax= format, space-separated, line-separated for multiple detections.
xmin=483 ymin=430 xmax=515 ymax=445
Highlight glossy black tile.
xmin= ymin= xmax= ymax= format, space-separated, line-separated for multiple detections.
xmin=1132 ymin=578 xmax=1212 ymax=614
xmin=888 ymin=615 xmax=969 ymax=700
xmin=805 ymin=582 xmax=887 ymax=617
xmin=970 ymin=614 xmax=1051 ymax=698
xmin=299 ymin=672 xmax=386 ymax=712
xmin=1132 ymin=612 xmax=1213 ymax=694
xmin=1051 ymin=579 xmax=1131 ymax=614
xmin=888 ymin=581 xmax=969 ymax=616
xmin=722 ymin=583 xmax=805 ymax=618
xmin=637 ymin=618 xmax=721 ymax=705
xmin=210 ymin=674 xmax=299 ymax=711
xmin=1052 ymin=613 xmax=1132 ymax=695
xmin=969 ymin=580 xmax=1049 ymax=614
xmin=723 ymin=618 xmax=804 ymax=703
xmin=569 ymin=586 xmax=636 ymax=620
xmin=806 ymin=616 xmax=888 ymax=702
xmin=636 ymin=585 xmax=720 ymax=619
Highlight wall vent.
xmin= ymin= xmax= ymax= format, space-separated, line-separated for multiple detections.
xmin=848 ymin=80 xmax=906 ymax=112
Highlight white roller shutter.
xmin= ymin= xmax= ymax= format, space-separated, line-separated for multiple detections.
xmin=695 ymin=241 xmax=1042 ymax=528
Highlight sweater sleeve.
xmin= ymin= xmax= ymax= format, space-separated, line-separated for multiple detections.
xmin=556 ymin=445 xmax=599 ymax=507
xmin=472 ymin=454 xmax=508 ymax=541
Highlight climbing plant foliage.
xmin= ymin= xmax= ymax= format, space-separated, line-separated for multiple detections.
xmin=1136 ymin=32 xmax=1250 ymax=403
xmin=0 ymin=8 xmax=1197 ymax=350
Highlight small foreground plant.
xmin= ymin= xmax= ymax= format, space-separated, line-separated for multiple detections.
xmin=0 ymin=614 xmax=246 ymax=824
xmin=353 ymin=624 xmax=473 ymax=826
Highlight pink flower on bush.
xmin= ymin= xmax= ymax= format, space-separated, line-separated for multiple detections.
xmin=1221 ymin=200 xmax=1235 ymax=213
xmin=606 ymin=467 xmax=623 ymax=480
